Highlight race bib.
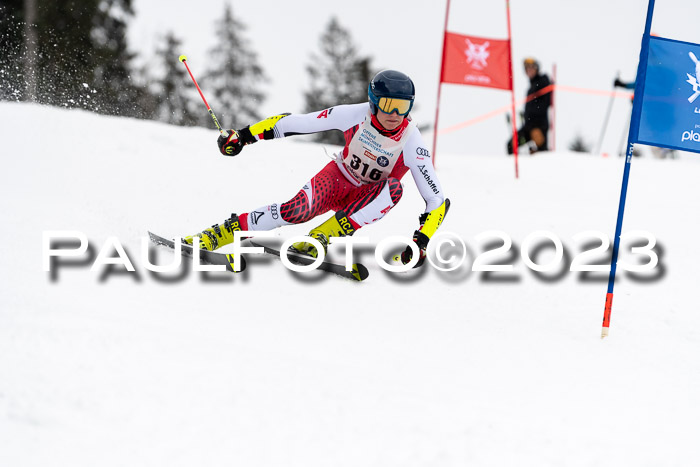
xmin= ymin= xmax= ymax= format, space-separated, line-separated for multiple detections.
xmin=342 ymin=112 xmax=416 ymax=184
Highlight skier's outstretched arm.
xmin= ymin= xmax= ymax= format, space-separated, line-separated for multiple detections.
xmin=398 ymin=131 xmax=450 ymax=267
xmin=217 ymin=103 xmax=369 ymax=156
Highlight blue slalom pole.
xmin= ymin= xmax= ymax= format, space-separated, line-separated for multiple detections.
xmin=602 ymin=0 xmax=655 ymax=338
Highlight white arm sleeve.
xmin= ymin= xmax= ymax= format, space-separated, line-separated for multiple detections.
xmin=272 ymin=103 xmax=369 ymax=138
xmin=402 ymin=129 xmax=446 ymax=213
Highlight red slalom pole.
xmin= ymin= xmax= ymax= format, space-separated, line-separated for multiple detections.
xmin=178 ymin=55 xmax=227 ymax=137
xmin=551 ymin=63 xmax=557 ymax=151
xmin=432 ymin=0 xmax=452 ymax=167
xmin=505 ymin=0 xmax=519 ymax=178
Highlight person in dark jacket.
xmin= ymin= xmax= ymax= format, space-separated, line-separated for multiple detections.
xmin=507 ymin=57 xmax=552 ymax=154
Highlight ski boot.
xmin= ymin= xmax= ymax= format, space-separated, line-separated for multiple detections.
xmin=184 ymin=213 xmax=242 ymax=251
xmin=290 ymin=210 xmax=356 ymax=258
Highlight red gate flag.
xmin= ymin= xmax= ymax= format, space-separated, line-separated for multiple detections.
xmin=441 ymin=32 xmax=511 ymax=91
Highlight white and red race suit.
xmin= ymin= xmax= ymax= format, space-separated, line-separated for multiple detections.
xmin=239 ymin=102 xmax=445 ymax=232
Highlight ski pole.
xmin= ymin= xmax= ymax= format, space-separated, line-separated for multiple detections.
xmin=618 ymin=107 xmax=632 ymax=157
xmin=593 ymin=73 xmax=618 ymax=155
xmin=178 ymin=55 xmax=228 ymax=137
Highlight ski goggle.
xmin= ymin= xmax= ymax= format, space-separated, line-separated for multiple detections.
xmin=375 ymin=97 xmax=413 ymax=116
xmin=369 ymin=87 xmax=414 ymax=116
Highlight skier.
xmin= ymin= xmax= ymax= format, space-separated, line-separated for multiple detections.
xmin=507 ymin=57 xmax=552 ymax=154
xmin=184 ymin=70 xmax=449 ymax=268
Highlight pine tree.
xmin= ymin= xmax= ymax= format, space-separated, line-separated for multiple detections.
xmin=0 ymin=0 xmax=94 ymax=105
xmin=303 ymin=17 xmax=374 ymax=145
xmin=569 ymin=134 xmax=591 ymax=153
xmin=203 ymin=3 xmax=266 ymax=130
xmin=0 ymin=0 xmax=155 ymax=118
xmin=31 ymin=1 xmax=105 ymax=107
xmin=89 ymin=0 xmax=153 ymax=119
xmin=153 ymin=31 xmax=199 ymax=126
xmin=0 ymin=2 xmax=25 ymax=101
xmin=22 ymin=0 xmax=39 ymax=101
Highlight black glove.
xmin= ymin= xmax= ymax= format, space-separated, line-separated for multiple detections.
xmin=400 ymin=230 xmax=429 ymax=268
xmin=399 ymin=212 xmax=430 ymax=268
xmin=217 ymin=126 xmax=256 ymax=156
xmin=613 ymin=78 xmax=626 ymax=88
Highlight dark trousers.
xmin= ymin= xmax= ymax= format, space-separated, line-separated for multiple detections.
xmin=507 ymin=125 xmax=548 ymax=154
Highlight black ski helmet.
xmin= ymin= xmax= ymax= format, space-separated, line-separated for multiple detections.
xmin=368 ymin=70 xmax=415 ymax=115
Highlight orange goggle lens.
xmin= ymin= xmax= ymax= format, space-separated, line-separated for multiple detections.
xmin=377 ymin=97 xmax=412 ymax=115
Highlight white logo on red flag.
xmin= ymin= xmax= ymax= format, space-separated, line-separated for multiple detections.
xmin=465 ymin=39 xmax=490 ymax=70
xmin=441 ymin=32 xmax=511 ymax=91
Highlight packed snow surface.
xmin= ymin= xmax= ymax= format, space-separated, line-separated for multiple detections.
xmin=1 ymin=103 xmax=699 ymax=466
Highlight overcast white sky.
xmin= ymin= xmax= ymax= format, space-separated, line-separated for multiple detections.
xmin=128 ymin=0 xmax=698 ymax=156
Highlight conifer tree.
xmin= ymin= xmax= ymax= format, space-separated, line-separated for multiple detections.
xmin=304 ymin=17 xmax=373 ymax=145
xmin=0 ymin=2 xmax=25 ymax=101
xmin=89 ymin=0 xmax=152 ymax=118
xmin=0 ymin=1 xmax=94 ymax=105
xmin=153 ymin=31 xmax=199 ymax=126
xmin=568 ymin=134 xmax=591 ymax=153
xmin=203 ymin=3 xmax=266 ymax=129
xmin=0 ymin=0 xmax=155 ymax=118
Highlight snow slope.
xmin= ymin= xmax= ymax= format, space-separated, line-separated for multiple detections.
xmin=1 ymin=102 xmax=699 ymax=466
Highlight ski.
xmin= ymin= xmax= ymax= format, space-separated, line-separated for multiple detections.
xmin=148 ymin=231 xmax=245 ymax=272
xmin=148 ymin=232 xmax=366 ymax=280
xmin=248 ymin=240 xmax=369 ymax=282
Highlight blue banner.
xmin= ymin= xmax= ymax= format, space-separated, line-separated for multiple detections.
xmin=635 ymin=36 xmax=700 ymax=154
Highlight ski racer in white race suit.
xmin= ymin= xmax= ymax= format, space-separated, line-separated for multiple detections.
xmin=185 ymin=70 xmax=450 ymax=268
